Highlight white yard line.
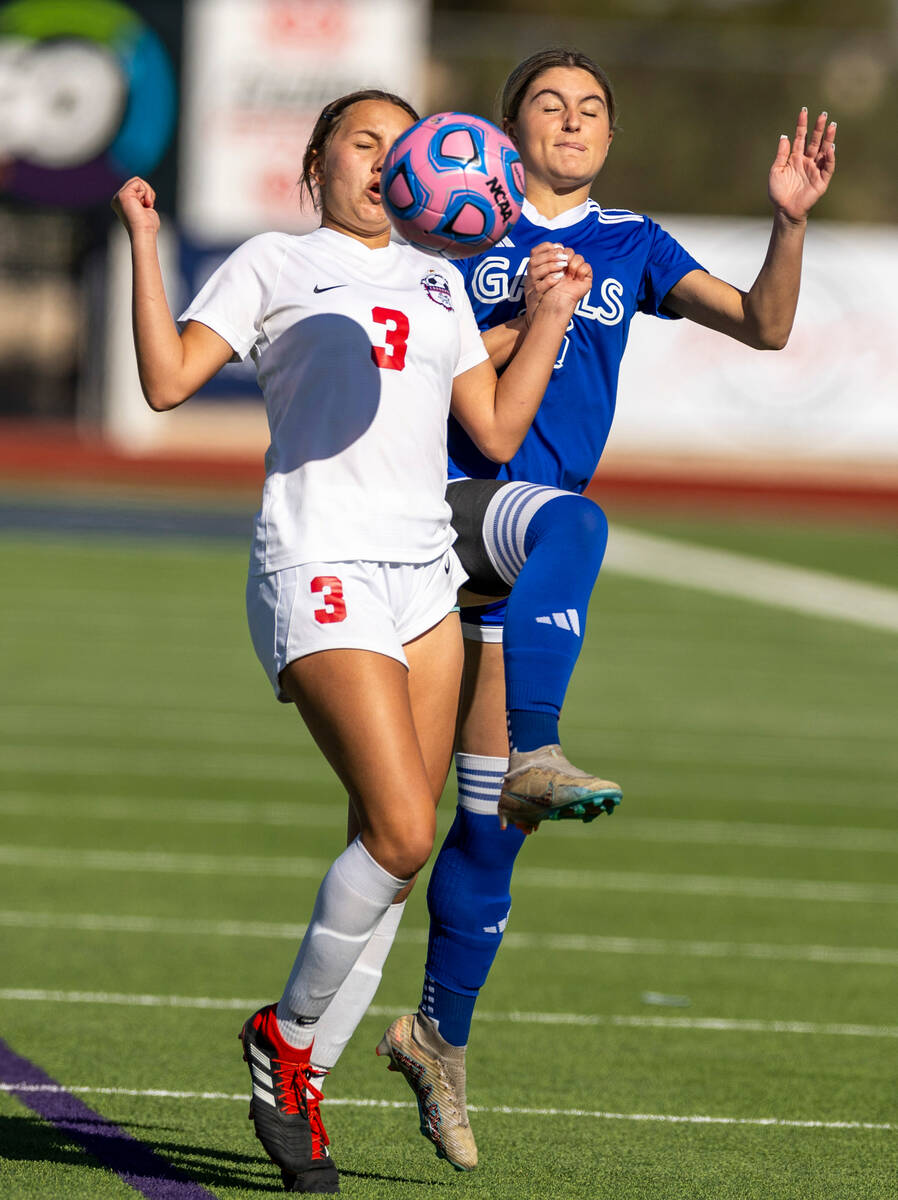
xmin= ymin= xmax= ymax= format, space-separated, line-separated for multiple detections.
xmin=560 ymin=818 xmax=898 ymax=854
xmin=0 ymin=845 xmax=330 ymax=878
xmin=0 ymin=794 xmax=342 ymax=828
xmin=605 ymin=527 xmax=898 ymax=634
xmin=2 ymin=844 xmax=895 ymax=903
xmin=0 ymin=748 xmax=327 ymax=783
xmin=2 ymin=909 xmax=896 ymax=966
xmin=603 ymin=777 xmax=898 ymax=814
xmin=0 ymin=910 xmax=315 ymax=940
xmin=0 ymin=1082 xmax=891 ymax=1132
xmin=522 ymin=866 xmax=898 ymax=904
xmin=2 ymin=794 xmax=894 ymax=853
xmin=1 ymin=989 xmax=895 ymax=1040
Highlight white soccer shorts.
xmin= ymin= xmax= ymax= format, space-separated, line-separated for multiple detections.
xmin=246 ymin=549 xmax=468 ymax=700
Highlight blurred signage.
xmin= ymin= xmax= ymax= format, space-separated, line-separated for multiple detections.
xmin=178 ymin=0 xmax=429 ymax=240
xmin=0 ymin=0 xmax=177 ymax=207
xmin=612 ymin=217 xmax=898 ymax=463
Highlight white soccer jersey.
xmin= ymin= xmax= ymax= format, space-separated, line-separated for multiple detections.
xmin=180 ymin=227 xmax=488 ymax=573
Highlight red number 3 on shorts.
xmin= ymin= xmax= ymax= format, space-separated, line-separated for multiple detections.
xmin=311 ymin=576 xmax=347 ymax=624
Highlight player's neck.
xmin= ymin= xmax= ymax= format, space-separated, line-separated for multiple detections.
xmin=320 ymin=213 xmax=392 ymax=250
xmin=525 ymin=178 xmax=592 ymax=220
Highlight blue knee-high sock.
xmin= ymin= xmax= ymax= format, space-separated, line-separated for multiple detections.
xmin=422 ymin=753 xmax=526 ymax=1046
xmin=503 ymin=495 xmax=608 ymax=751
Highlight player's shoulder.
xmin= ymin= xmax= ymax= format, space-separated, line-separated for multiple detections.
xmin=571 ymin=202 xmax=679 ymax=262
xmin=234 ymin=230 xmax=295 ymax=254
xmin=226 ymin=231 xmax=296 ymax=274
xmin=584 ymin=199 xmax=649 ymax=232
xmin=512 ymin=199 xmax=651 ymax=248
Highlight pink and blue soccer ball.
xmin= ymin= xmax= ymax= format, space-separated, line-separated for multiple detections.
xmin=381 ymin=112 xmax=525 ymax=258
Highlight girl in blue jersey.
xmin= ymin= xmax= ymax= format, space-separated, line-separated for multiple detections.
xmin=377 ymin=47 xmax=836 ymax=1169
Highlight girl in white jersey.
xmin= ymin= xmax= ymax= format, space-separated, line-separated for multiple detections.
xmin=112 ymin=89 xmax=591 ymax=1193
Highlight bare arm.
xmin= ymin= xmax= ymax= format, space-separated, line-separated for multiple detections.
xmin=665 ymin=109 xmax=836 ymax=350
xmin=111 ymin=177 xmax=234 ymax=410
xmin=479 ymin=317 xmax=528 ymax=370
xmin=450 ymin=255 xmax=591 ymax=462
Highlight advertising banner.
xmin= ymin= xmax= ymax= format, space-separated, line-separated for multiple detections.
xmin=611 ymin=217 xmax=898 ymax=464
xmin=178 ymin=0 xmax=429 ymax=241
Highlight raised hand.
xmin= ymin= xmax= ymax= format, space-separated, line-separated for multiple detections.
xmin=549 ymin=250 xmax=592 ymax=307
xmin=523 ymin=242 xmax=571 ymax=324
xmin=111 ymin=176 xmax=160 ymax=238
xmin=524 ymin=242 xmax=590 ymax=321
xmin=769 ymin=109 xmax=836 ymax=222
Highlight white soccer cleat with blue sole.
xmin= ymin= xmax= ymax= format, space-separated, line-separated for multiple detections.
xmin=499 ymin=743 xmax=622 ymax=828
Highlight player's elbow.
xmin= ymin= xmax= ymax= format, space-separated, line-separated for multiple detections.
xmin=141 ymin=378 xmax=190 ymax=411
xmin=143 ymin=389 xmax=179 ymax=412
xmin=745 ymin=315 xmax=792 ymax=352
xmin=740 ymin=329 xmax=788 ymax=352
xmin=753 ymin=327 xmax=790 ymax=351
xmin=474 ymin=429 xmax=521 ymax=464
xmin=479 ymin=443 xmax=511 ymax=464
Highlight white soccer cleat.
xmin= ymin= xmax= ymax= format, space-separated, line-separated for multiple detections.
xmin=376 ymin=1011 xmax=477 ymax=1171
xmin=499 ymin=743 xmax=622 ymax=828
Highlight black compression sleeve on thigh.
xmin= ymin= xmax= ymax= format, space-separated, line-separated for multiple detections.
xmin=447 ymin=479 xmax=511 ymax=598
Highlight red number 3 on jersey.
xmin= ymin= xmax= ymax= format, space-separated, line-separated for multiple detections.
xmin=311 ymin=576 xmax=347 ymax=624
xmin=371 ymin=306 xmax=409 ymax=371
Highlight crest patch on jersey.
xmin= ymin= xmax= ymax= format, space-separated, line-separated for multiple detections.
xmin=421 ymin=271 xmax=454 ymax=311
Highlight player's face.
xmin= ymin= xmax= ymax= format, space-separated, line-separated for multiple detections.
xmin=508 ymin=67 xmax=614 ymax=194
xmin=317 ymin=100 xmax=414 ymax=245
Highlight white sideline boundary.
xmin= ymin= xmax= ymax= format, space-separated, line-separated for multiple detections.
xmin=0 ymin=1082 xmax=891 ymax=1132
xmin=605 ymin=528 xmax=898 ymax=634
xmin=2 ymin=909 xmax=897 ymax=966
xmin=1 ymin=989 xmax=896 ymax=1040
xmin=3 ymin=845 xmax=896 ymax=903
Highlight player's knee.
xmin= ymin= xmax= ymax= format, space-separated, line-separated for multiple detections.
xmin=564 ymin=494 xmax=607 ymax=554
xmin=529 ymin=493 xmax=608 ymax=565
xmin=369 ymin=809 xmax=436 ymax=880
xmin=389 ymin=834 xmax=435 ymax=880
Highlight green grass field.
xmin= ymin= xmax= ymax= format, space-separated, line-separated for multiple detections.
xmin=1 ymin=505 xmax=896 ymax=1199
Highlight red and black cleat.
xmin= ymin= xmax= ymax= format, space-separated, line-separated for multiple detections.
xmin=240 ymin=1004 xmax=339 ymax=1194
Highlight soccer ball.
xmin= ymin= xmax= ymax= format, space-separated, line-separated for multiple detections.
xmin=381 ymin=112 xmax=525 ymax=258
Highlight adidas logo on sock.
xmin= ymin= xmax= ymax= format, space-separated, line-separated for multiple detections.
xmin=535 ymin=609 xmax=581 ymax=636
xmin=483 ymin=911 xmax=510 ymax=934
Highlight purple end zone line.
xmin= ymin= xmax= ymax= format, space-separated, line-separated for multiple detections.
xmin=0 ymin=1039 xmax=219 ymax=1200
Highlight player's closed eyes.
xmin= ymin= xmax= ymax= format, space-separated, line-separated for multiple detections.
xmin=541 ymin=106 xmax=600 ymax=118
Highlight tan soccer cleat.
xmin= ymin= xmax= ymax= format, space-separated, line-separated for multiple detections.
xmin=499 ymin=743 xmax=622 ymax=828
xmin=376 ymin=1011 xmax=477 ymax=1171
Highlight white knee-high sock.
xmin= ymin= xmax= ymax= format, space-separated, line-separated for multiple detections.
xmin=309 ymin=898 xmax=406 ymax=1074
xmin=276 ymin=837 xmax=409 ymax=1049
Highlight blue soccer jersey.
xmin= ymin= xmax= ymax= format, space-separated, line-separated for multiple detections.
xmin=448 ymin=198 xmax=704 ymax=493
